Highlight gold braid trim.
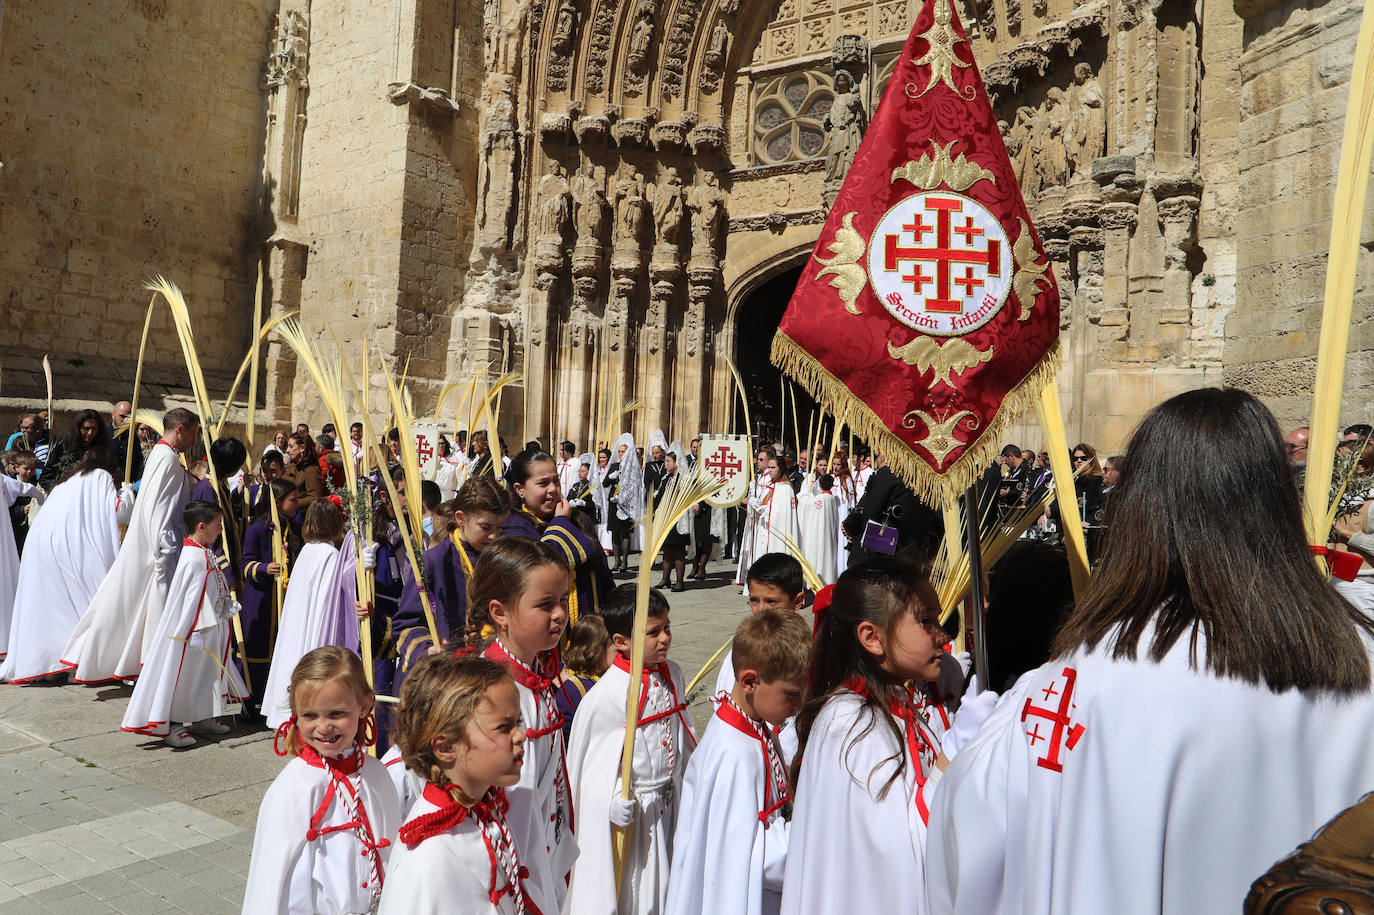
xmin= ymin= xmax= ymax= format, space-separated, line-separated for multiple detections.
xmin=770 ymin=331 xmax=1063 ymax=509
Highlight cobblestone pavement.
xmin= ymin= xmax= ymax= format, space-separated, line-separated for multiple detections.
xmin=0 ymin=556 xmax=746 ymax=912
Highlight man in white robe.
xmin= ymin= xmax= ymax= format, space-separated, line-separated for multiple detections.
xmin=121 ymin=500 xmax=248 ymax=746
xmin=927 ymin=632 xmax=1374 ymax=913
xmin=796 ymin=477 xmax=838 ymax=586
xmin=62 ymin=408 xmax=199 ymax=683
xmin=734 ymin=447 xmax=773 ymax=586
xmin=557 ymin=440 xmax=580 ymax=497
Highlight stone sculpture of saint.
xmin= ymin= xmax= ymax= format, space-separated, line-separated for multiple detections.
xmin=572 ymin=164 xmax=610 ymax=247
xmin=824 ymin=70 xmax=867 ymax=185
xmin=653 ymin=166 xmax=685 ymax=248
xmin=552 ymin=0 xmax=577 ymax=54
xmin=1065 ymin=63 xmax=1106 ymax=178
xmin=613 ymin=164 xmax=648 ymax=250
xmin=536 ymin=163 xmax=572 ymax=244
xmin=688 ymin=171 xmax=724 ymax=253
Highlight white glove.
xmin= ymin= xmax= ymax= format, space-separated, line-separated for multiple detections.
xmin=609 ymin=794 xmax=637 ymax=827
xmin=115 ymin=483 xmax=136 ymax=525
xmin=569 ymin=498 xmax=585 ymax=508
xmin=940 ymin=685 xmax=999 ymax=761
xmin=362 ymin=543 xmax=380 ymax=570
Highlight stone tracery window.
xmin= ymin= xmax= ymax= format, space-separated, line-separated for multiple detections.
xmin=752 ymin=71 xmax=834 ymax=165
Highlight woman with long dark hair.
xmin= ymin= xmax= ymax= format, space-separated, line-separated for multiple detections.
xmin=40 ymin=409 xmax=111 ymax=490
xmin=928 ymin=388 xmax=1374 ymax=913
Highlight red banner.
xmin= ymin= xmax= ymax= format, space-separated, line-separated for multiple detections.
xmin=772 ymin=0 xmax=1060 ymax=507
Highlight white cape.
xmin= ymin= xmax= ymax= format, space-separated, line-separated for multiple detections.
xmin=1 ymin=470 xmax=112 ymax=681
xmin=796 ymin=491 xmax=838 ymax=586
xmin=62 ymin=442 xmax=192 ymax=682
xmin=121 ymin=542 xmax=248 ymax=735
xmin=505 ymin=674 xmax=577 ymax=914
xmin=0 ymin=475 xmax=45 ymax=657
xmin=780 ymin=691 xmax=937 ymax=915
xmin=564 ymin=661 xmax=696 ymax=915
xmin=260 ymin=538 xmax=358 ymax=728
xmin=378 ymin=790 xmax=523 ymax=915
xmin=242 ymin=752 xmax=401 ymax=915
xmin=666 ymin=708 xmax=790 ymax=915
xmin=927 ymin=629 xmax=1374 ymax=914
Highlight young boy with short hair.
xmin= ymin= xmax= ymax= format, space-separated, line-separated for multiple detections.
xmin=667 ymin=608 xmax=811 ymax=915
xmin=715 ymin=552 xmax=806 ymax=698
xmin=121 ymin=500 xmax=248 ymax=747
xmin=565 ymin=583 xmax=697 ymax=915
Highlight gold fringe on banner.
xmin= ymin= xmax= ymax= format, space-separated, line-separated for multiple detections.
xmin=771 ymin=331 xmax=1062 ymax=510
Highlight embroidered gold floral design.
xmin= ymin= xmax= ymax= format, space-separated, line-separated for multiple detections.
xmin=891 ymin=141 xmax=995 ymax=192
xmin=887 ymin=336 xmax=994 ymax=388
xmin=908 ymin=0 xmax=974 ymax=100
xmin=815 ymin=211 xmax=867 ymax=315
xmin=904 ymin=407 xmax=976 ymax=464
xmin=1011 ymin=218 xmax=1052 ymax=321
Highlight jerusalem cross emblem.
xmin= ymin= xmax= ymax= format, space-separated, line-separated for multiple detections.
xmin=1019 ymin=666 xmax=1086 ymax=773
xmin=867 ymin=190 xmax=1013 ymax=337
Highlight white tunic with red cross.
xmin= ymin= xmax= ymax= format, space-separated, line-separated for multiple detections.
xmin=927 ymin=627 xmax=1374 ymax=914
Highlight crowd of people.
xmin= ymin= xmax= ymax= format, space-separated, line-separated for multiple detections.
xmin=3 ymin=388 xmax=1374 ymax=913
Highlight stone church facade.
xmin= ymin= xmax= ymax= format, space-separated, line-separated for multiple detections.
xmin=0 ymin=0 xmax=1367 ymax=449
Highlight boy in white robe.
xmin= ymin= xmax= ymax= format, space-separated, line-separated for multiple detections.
xmin=666 ymin=609 xmax=809 ymax=915
xmin=796 ymin=475 xmax=838 ymax=586
xmin=564 ymin=584 xmax=696 ymax=915
xmin=121 ymin=500 xmax=248 ymax=747
xmin=62 ymin=407 xmax=199 ymax=683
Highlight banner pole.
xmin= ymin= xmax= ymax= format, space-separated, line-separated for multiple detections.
xmin=962 ymin=483 xmax=989 ymax=686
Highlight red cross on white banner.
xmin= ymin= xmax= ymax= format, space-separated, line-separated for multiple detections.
xmin=700 ymin=435 xmax=751 ymax=508
xmin=1019 ymin=666 xmax=1086 ymax=773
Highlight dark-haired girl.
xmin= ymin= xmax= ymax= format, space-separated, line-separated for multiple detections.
xmin=781 ymin=556 xmax=950 ymax=915
xmin=929 ymin=388 xmax=1374 ymax=913
xmin=502 ymin=448 xmax=613 ymax=620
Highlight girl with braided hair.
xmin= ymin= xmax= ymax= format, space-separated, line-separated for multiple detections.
xmin=379 ymin=654 xmax=536 ymax=914
xmin=466 ymin=537 xmax=576 ymax=915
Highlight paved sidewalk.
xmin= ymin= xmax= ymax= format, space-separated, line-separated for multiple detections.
xmin=0 ymin=556 xmax=747 ymax=912
xmin=0 ymin=724 xmax=251 ymax=913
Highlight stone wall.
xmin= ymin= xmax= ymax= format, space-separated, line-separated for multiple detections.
xmin=1226 ymin=0 xmax=1374 ymax=430
xmin=0 ymin=0 xmax=272 ymax=413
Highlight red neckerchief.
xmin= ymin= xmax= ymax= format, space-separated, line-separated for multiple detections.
xmin=156 ymin=438 xmax=177 ymax=452
xmin=842 ymin=679 xmax=938 ymax=825
xmin=399 ymin=783 xmax=541 ymax=915
xmin=713 ymin=695 xmax=792 ymax=823
xmin=481 ymin=640 xmax=574 ymax=840
xmin=482 ymin=641 xmax=565 ymax=739
xmin=182 ymin=537 xmax=208 ymax=550
xmin=611 ymin=653 xmax=692 ymax=733
xmin=297 ymin=745 xmax=389 ymax=894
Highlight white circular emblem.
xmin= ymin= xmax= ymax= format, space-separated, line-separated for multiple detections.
xmin=866 ymin=191 xmax=1013 ymax=338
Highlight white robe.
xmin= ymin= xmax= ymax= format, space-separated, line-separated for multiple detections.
xmin=926 ymin=628 xmax=1374 ymax=915
xmin=261 ymin=538 xmax=358 ymax=729
xmin=666 ymin=704 xmax=791 ymax=915
xmin=0 ymin=475 xmax=44 ymax=658
xmin=490 ymin=649 xmax=578 ymax=915
xmin=242 ymin=751 xmax=401 ymax=915
xmin=558 ymin=457 xmax=580 ymax=499
xmin=832 ymin=478 xmax=857 ymax=577
xmin=381 ymin=745 xmax=423 ymax=820
xmin=121 ymin=540 xmax=249 ymax=735
xmin=734 ymin=477 xmax=766 ymax=586
xmin=433 ymin=457 xmax=466 ymax=502
xmin=1 ymin=470 xmax=119 ymax=682
xmin=780 ymin=691 xmax=939 ymax=915
xmin=378 ymin=789 xmax=524 ymax=915
xmin=563 ymin=661 xmax=696 ymax=915
xmin=796 ymin=491 xmax=838 ymax=586
xmin=752 ymin=481 xmax=799 ymax=562
xmin=711 ymin=655 xmax=800 ymax=765
xmin=62 ymin=442 xmax=192 ymax=682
